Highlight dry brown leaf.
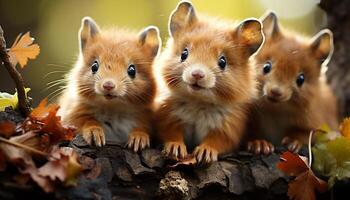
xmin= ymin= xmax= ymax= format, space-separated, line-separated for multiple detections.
xmin=0 ymin=98 xmax=80 ymax=193
xmin=0 ymin=121 xmax=16 ymax=138
xmin=0 ymin=134 xmax=36 ymax=167
xmin=38 ymin=147 xmax=82 ymax=185
xmin=21 ymin=164 xmax=54 ymax=193
xmin=8 ymin=32 xmax=40 ymax=68
xmin=277 ymin=151 xmax=328 ymax=200
xmin=170 ymin=154 xmax=197 ymax=168
xmin=23 ymin=98 xmax=76 ymax=147
xmin=288 ymin=169 xmax=328 ymax=200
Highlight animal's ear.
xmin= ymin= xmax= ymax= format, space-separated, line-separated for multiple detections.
xmin=139 ymin=26 xmax=161 ymax=57
xmin=260 ymin=11 xmax=279 ymax=39
xmin=309 ymin=29 xmax=333 ymax=65
xmin=79 ymin=17 xmax=100 ymax=52
xmin=169 ymin=1 xmax=197 ymax=39
xmin=235 ymin=19 xmax=264 ymax=56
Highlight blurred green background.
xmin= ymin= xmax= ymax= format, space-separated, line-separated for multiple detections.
xmin=0 ymin=0 xmax=326 ymax=106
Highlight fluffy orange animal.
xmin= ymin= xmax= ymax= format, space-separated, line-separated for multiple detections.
xmin=246 ymin=12 xmax=338 ymax=154
xmin=58 ymin=17 xmax=160 ymax=151
xmin=155 ymin=1 xmax=264 ymax=163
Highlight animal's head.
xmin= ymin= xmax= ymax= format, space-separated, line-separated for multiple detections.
xmin=76 ymin=17 xmax=160 ymax=104
xmin=256 ymin=11 xmax=333 ymax=104
xmin=161 ymin=1 xmax=264 ymax=103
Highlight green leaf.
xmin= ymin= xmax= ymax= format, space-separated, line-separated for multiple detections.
xmin=327 ymin=137 xmax=350 ymax=166
xmin=312 ymin=144 xmax=336 ymax=177
xmin=312 ymin=136 xmax=350 ymax=188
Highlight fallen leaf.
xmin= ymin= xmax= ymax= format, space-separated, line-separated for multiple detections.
xmin=23 ymin=98 xmax=76 ymax=147
xmin=0 ymin=97 xmax=80 ymax=193
xmin=288 ymin=169 xmax=328 ymax=200
xmin=277 ymin=151 xmax=328 ymax=200
xmin=0 ymin=121 xmax=16 ymax=138
xmin=8 ymin=32 xmax=40 ymax=68
xmin=0 ymin=135 xmax=36 ymax=167
xmin=21 ymin=164 xmax=54 ymax=193
xmin=277 ymin=151 xmax=309 ymax=176
xmin=38 ymin=147 xmax=82 ymax=186
xmin=170 ymin=154 xmax=197 ymax=168
xmin=29 ymin=98 xmax=58 ymax=120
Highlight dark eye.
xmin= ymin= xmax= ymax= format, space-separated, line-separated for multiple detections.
xmin=263 ymin=61 xmax=272 ymax=74
xmin=180 ymin=48 xmax=189 ymax=62
xmin=296 ymin=73 xmax=305 ymax=87
xmin=127 ymin=64 xmax=136 ymax=78
xmin=218 ymin=55 xmax=226 ymax=70
xmin=91 ymin=60 xmax=99 ymax=74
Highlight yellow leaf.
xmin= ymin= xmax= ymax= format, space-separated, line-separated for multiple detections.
xmin=339 ymin=117 xmax=350 ymax=140
xmin=0 ymin=88 xmax=30 ymax=111
xmin=8 ymin=32 xmax=40 ymax=68
xmin=0 ymin=98 xmax=15 ymax=111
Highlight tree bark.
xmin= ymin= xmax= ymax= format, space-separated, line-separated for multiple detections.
xmin=320 ymin=0 xmax=350 ymax=118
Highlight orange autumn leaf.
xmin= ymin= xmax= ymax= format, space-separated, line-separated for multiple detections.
xmin=30 ymin=98 xmax=59 ymax=121
xmin=277 ymin=151 xmax=328 ymax=200
xmin=277 ymin=151 xmax=309 ymax=176
xmin=288 ymin=169 xmax=328 ymax=200
xmin=339 ymin=117 xmax=350 ymax=140
xmin=8 ymin=32 xmax=40 ymax=68
xmin=24 ymin=98 xmax=75 ymax=146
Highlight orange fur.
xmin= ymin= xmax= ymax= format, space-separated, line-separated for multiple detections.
xmin=59 ymin=17 xmax=160 ymax=151
xmin=155 ymin=1 xmax=264 ymax=163
xmin=246 ymin=12 xmax=338 ymax=154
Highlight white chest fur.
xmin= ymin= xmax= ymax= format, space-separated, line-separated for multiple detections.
xmin=94 ymin=107 xmax=137 ymax=144
xmin=171 ymin=99 xmax=230 ymax=147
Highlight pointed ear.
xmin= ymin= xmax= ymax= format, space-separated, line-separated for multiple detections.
xmin=309 ymin=29 xmax=333 ymax=65
xmin=169 ymin=1 xmax=197 ymax=39
xmin=139 ymin=26 xmax=161 ymax=57
xmin=235 ymin=19 xmax=264 ymax=56
xmin=260 ymin=11 xmax=279 ymax=39
xmin=79 ymin=17 xmax=100 ymax=52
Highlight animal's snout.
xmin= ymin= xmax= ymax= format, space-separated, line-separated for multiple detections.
xmin=269 ymin=87 xmax=282 ymax=98
xmin=191 ymin=69 xmax=205 ymax=80
xmin=103 ymin=81 xmax=115 ymax=91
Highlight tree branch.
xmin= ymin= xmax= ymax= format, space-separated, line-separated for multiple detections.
xmin=0 ymin=26 xmax=31 ymax=117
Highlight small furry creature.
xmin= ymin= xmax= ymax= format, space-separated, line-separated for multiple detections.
xmin=59 ymin=17 xmax=160 ymax=151
xmin=155 ymin=1 xmax=264 ymax=163
xmin=246 ymin=12 xmax=338 ymax=154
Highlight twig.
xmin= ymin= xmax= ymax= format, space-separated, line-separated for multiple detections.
xmin=308 ymin=130 xmax=314 ymax=166
xmin=0 ymin=136 xmax=47 ymax=157
xmin=0 ymin=25 xmax=31 ymax=116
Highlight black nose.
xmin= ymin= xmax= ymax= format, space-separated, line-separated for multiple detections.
xmin=269 ymin=87 xmax=282 ymax=97
xmin=191 ymin=69 xmax=205 ymax=80
xmin=103 ymin=81 xmax=115 ymax=91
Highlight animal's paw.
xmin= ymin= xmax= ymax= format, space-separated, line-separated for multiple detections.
xmin=282 ymin=136 xmax=302 ymax=153
xmin=247 ymin=139 xmax=275 ymax=155
xmin=193 ymin=144 xmax=218 ymax=164
xmin=82 ymin=125 xmax=105 ymax=147
xmin=163 ymin=141 xmax=187 ymax=160
xmin=126 ymin=131 xmax=150 ymax=152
